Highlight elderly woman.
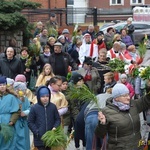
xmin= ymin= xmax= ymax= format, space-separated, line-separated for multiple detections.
xmin=96 ymin=83 xmax=150 ymax=150
xmin=47 ymin=36 xmax=56 ymax=54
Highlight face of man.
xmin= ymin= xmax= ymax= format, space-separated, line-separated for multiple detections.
xmin=42 ymin=29 xmax=48 ymax=36
xmin=54 ymin=45 xmax=62 ymax=53
xmin=6 ymin=47 xmax=15 ymax=59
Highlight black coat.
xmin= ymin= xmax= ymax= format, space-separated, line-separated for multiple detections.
xmin=0 ymin=56 xmax=23 ymax=79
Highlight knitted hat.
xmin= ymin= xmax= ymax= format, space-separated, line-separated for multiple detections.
xmin=57 ymin=35 xmax=65 ymax=40
xmin=62 ymin=29 xmax=69 ymax=34
xmin=39 ymin=87 xmax=50 ymax=97
xmin=61 ymin=76 xmax=68 ymax=83
xmin=112 ymin=83 xmax=129 ymax=98
xmin=13 ymin=82 xmax=27 ymax=91
xmin=120 ymin=74 xmax=127 ymax=79
xmin=72 ymin=73 xmax=83 ymax=84
xmin=15 ymin=74 xmax=26 ymax=82
xmin=0 ymin=76 xmax=7 ymax=84
xmin=83 ymin=57 xmax=93 ymax=65
xmin=6 ymin=78 xmax=14 ymax=86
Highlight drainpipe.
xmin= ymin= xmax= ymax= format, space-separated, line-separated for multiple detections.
xmin=48 ymin=0 xmax=51 ymax=18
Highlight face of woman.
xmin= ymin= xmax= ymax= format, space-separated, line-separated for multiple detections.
xmin=83 ymin=64 xmax=92 ymax=70
xmin=49 ymin=40 xmax=55 ymax=46
xmin=21 ymin=50 xmax=28 ymax=57
xmin=121 ymin=78 xmax=127 ymax=84
xmin=45 ymin=66 xmax=51 ymax=75
xmin=60 ymin=82 xmax=68 ymax=91
xmin=115 ymin=94 xmax=130 ymax=104
xmin=121 ymin=30 xmax=127 ymax=36
xmin=51 ymin=80 xmax=62 ymax=92
xmin=0 ymin=84 xmax=7 ymax=93
xmin=44 ymin=48 xmax=50 ymax=54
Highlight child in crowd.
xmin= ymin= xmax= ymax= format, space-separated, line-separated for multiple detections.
xmin=60 ymin=76 xmax=71 ymax=135
xmin=47 ymin=76 xmax=68 ymax=118
xmin=120 ymin=73 xmax=135 ymax=99
xmin=103 ymin=72 xmax=116 ymax=93
xmin=35 ymin=63 xmax=55 ymax=88
xmin=0 ymin=76 xmax=20 ymax=150
xmin=15 ymin=74 xmax=36 ymax=104
xmin=28 ymin=86 xmax=61 ymax=150
xmin=13 ymin=82 xmax=30 ymax=150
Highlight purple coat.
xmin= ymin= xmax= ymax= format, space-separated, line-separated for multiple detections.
xmin=121 ymin=35 xmax=133 ymax=47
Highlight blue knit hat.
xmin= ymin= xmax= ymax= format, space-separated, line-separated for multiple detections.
xmin=0 ymin=76 xmax=7 ymax=84
xmin=39 ymin=87 xmax=49 ymax=97
xmin=112 ymin=83 xmax=129 ymax=98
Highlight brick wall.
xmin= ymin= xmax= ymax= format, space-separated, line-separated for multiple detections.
xmin=0 ymin=31 xmax=23 ymax=53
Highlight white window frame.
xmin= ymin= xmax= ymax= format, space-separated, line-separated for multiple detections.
xmin=110 ymin=0 xmax=124 ymax=6
xmin=130 ymin=0 xmax=145 ymax=5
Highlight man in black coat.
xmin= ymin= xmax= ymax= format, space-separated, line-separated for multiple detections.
xmin=49 ymin=42 xmax=78 ymax=77
xmin=0 ymin=47 xmax=23 ymax=79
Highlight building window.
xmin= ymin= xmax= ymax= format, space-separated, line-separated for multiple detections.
xmin=130 ymin=0 xmax=144 ymax=5
xmin=67 ymin=0 xmax=74 ymax=5
xmin=110 ymin=0 xmax=124 ymax=5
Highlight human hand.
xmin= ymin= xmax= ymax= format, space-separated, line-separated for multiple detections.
xmin=98 ymin=111 xmax=106 ymax=125
xmin=26 ymin=68 xmax=30 ymax=72
xmin=9 ymin=121 xmax=14 ymax=126
xmin=20 ymin=112 xmax=26 ymax=117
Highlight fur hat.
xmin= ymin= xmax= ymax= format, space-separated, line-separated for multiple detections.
xmin=0 ymin=76 xmax=7 ymax=84
xmin=13 ymin=82 xmax=27 ymax=91
xmin=112 ymin=83 xmax=129 ymax=98
xmin=15 ymin=74 xmax=26 ymax=82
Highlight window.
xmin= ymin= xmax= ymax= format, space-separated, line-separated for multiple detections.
xmin=67 ymin=0 xmax=74 ymax=5
xmin=130 ymin=0 xmax=144 ymax=5
xmin=110 ymin=0 xmax=124 ymax=5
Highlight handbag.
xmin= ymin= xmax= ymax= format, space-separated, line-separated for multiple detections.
xmin=29 ymin=70 xmax=36 ymax=91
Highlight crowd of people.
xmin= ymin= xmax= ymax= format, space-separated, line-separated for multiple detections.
xmin=0 ymin=14 xmax=150 ymax=150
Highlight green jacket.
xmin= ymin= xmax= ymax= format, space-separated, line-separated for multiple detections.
xmin=95 ymin=94 xmax=150 ymax=150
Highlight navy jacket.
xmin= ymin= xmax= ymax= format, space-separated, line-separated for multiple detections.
xmin=28 ymin=86 xmax=61 ymax=147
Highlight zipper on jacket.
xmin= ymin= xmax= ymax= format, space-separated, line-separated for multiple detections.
xmin=44 ymin=105 xmax=48 ymax=131
xmin=128 ymin=113 xmax=135 ymax=136
xmin=115 ymin=126 xmax=118 ymax=142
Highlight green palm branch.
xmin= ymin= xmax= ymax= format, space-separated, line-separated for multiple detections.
xmin=41 ymin=126 xmax=67 ymax=148
xmin=0 ymin=124 xmax=14 ymax=143
xmin=138 ymin=42 xmax=147 ymax=58
xmin=66 ymin=84 xmax=101 ymax=111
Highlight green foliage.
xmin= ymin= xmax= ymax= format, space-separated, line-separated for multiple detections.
xmin=139 ymin=66 xmax=150 ymax=80
xmin=137 ymin=42 xmax=147 ymax=58
xmin=0 ymin=0 xmax=41 ymax=31
xmin=0 ymin=124 xmax=14 ymax=143
xmin=41 ymin=126 xmax=67 ymax=148
xmin=0 ymin=12 xmax=28 ymax=30
xmin=66 ymin=84 xmax=100 ymax=111
xmin=108 ymin=58 xmax=125 ymax=73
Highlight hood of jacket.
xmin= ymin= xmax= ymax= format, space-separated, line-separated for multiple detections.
xmin=36 ymin=86 xmax=51 ymax=106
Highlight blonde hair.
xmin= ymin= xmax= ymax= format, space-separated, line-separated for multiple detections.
xmin=48 ymin=37 xmax=56 ymax=43
xmin=41 ymin=63 xmax=55 ymax=77
xmin=104 ymin=72 xmax=114 ymax=80
xmin=113 ymin=34 xmax=121 ymax=42
xmin=106 ymin=88 xmax=112 ymax=94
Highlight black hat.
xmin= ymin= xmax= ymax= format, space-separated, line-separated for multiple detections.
xmin=50 ymin=13 xmax=56 ymax=17
xmin=83 ymin=56 xmax=93 ymax=65
xmin=107 ymin=27 xmax=114 ymax=33
xmin=72 ymin=73 xmax=83 ymax=84
xmin=96 ymin=31 xmax=104 ymax=37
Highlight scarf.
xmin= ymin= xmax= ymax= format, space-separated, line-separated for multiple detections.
xmin=113 ymin=99 xmax=130 ymax=111
xmin=44 ymin=52 xmax=51 ymax=57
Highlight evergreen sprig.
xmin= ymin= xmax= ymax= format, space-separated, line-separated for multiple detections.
xmin=41 ymin=126 xmax=67 ymax=148
xmin=137 ymin=42 xmax=147 ymax=58
xmin=0 ymin=124 xmax=14 ymax=143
